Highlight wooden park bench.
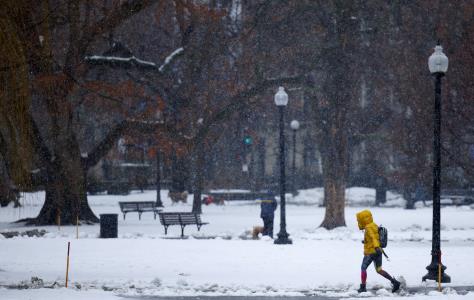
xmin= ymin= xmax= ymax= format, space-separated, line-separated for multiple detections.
xmin=158 ymin=212 xmax=209 ymax=237
xmin=118 ymin=201 xmax=162 ymax=220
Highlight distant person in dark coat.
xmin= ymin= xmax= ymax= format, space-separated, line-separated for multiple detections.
xmin=260 ymin=198 xmax=278 ymax=238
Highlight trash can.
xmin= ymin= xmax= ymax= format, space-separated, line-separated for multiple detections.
xmin=100 ymin=214 xmax=118 ymax=238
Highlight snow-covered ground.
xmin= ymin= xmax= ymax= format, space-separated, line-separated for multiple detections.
xmin=1 ymin=188 xmax=473 ymax=299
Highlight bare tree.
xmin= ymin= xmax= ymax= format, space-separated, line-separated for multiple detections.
xmin=0 ymin=0 xmax=161 ymax=225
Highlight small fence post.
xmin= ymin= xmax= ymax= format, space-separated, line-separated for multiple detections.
xmin=65 ymin=242 xmax=70 ymax=288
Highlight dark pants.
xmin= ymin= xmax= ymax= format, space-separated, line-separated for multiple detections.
xmin=361 ymin=253 xmax=383 ymax=271
xmin=262 ymin=217 xmax=274 ymax=238
xmin=361 ymin=252 xmax=393 ymax=283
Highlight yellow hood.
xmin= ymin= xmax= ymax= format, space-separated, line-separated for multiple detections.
xmin=356 ymin=209 xmax=373 ymax=230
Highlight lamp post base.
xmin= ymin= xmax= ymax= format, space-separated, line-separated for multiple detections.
xmin=422 ymin=261 xmax=451 ymax=283
xmin=274 ymin=231 xmax=292 ymax=244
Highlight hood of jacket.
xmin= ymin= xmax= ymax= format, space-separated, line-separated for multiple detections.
xmin=356 ymin=209 xmax=373 ymax=230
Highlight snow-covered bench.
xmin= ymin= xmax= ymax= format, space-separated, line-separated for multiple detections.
xmin=158 ymin=212 xmax=209 ymax=237
xmin=118 ymin=201 xmax=162 ymax=220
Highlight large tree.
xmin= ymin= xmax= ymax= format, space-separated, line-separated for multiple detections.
xmin=0 ymin=0 xmax=163 ymax=225
xmin=124 ymin=0 xmax=304 ymax=214
xmin=244 ymin=1 xmax=394 ymax=229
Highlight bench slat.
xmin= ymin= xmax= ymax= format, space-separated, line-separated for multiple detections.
xmin=119 ymin=202 xmax=160 ymax=211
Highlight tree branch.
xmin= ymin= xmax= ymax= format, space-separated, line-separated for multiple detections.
xmin=84 ymin=119 xmax=179 ymax=169
xmin=78 ymin=0 xmax=157 ymax=58
xmin=194 ymin=75 xmax=305 ymax=142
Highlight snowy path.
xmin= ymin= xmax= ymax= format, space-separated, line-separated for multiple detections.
xmin=1 ymin=189 xmax=473 ymax=299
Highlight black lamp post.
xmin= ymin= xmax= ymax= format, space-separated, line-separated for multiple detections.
xmin=422 ymin=43 xmax=451 ymax=283
xmin=290 ymin=120 xmax=300 ymax=195
xmin=274 ymin=87 xmax=292 ymax=245
xmin=155 ymin=149 xmax=164 ymax=207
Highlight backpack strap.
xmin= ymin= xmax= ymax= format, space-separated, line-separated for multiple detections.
xmin=382 ymin=249 xmax=390 ymax=261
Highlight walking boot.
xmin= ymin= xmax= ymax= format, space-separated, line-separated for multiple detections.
xmin=357 ymin=283 xmax=367 ymax=293
xmin=391 ymin=279 xmax=400 ymax=293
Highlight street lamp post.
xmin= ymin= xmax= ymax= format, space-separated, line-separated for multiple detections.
xmin=422 ymin=43 xmax=451 ymax=283
xmin=274 ymin=87 xmax=292 ymax=245
xmin=155 ymin=149 xmax=164 ymax=207
xmin=290 ymin=120 xmax=300 ymax=195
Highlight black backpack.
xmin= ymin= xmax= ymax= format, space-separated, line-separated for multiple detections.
xmin=378 ymin=225 xmax=388 ymax=248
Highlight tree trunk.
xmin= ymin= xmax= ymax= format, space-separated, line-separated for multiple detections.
xmin=0 ymin=178 xmax=19 ymax=207
xmin=311 ymin=0 xmax=359 ymax=229
xmin=321 ymin=176 xmax=346 ymax=229
xmin=404 ymin=189 xmax=416 ymax=209
xmin=255 ymin=138 xmax=265 ymax=191
xmin=31 ymin=157 xmax=98 ymax=225
xmin=375 ymin=180 xmax=387 ymax=206
xmin=319 ymin=121 xmax=349 ymax=229
xmin=27 ymin=96 xmax=99 ymax=225
xmin=170 ymin=153 xmax=188 ymax=193
xmin=192 ymin=142 xmax=204 ymax=214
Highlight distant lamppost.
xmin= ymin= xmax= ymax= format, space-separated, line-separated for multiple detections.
xmin=155 ymin=109 xmax=164 ymax=208
xmin=422 ymin=43 xmax=451 ymax=283
xmin=274 ymin=87 xmax=292 ymax=245
xmin=155 ymin=149 xmax=164 ymax=207
xmin=290 ymin=120 xmax=300 ymax=195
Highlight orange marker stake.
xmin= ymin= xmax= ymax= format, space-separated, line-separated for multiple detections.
xmin=65 ymin=242 xmax=70 ymax=288
xmin=438 ymin=252 xmax=442 ymax=292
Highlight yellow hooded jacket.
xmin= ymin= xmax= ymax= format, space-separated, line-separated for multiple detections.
xmin=356 ymin=209 xmax=380 ymax=255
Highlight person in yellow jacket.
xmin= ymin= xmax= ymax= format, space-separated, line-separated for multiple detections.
xmin=356 ymin=209 xmax=400 ymax=293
